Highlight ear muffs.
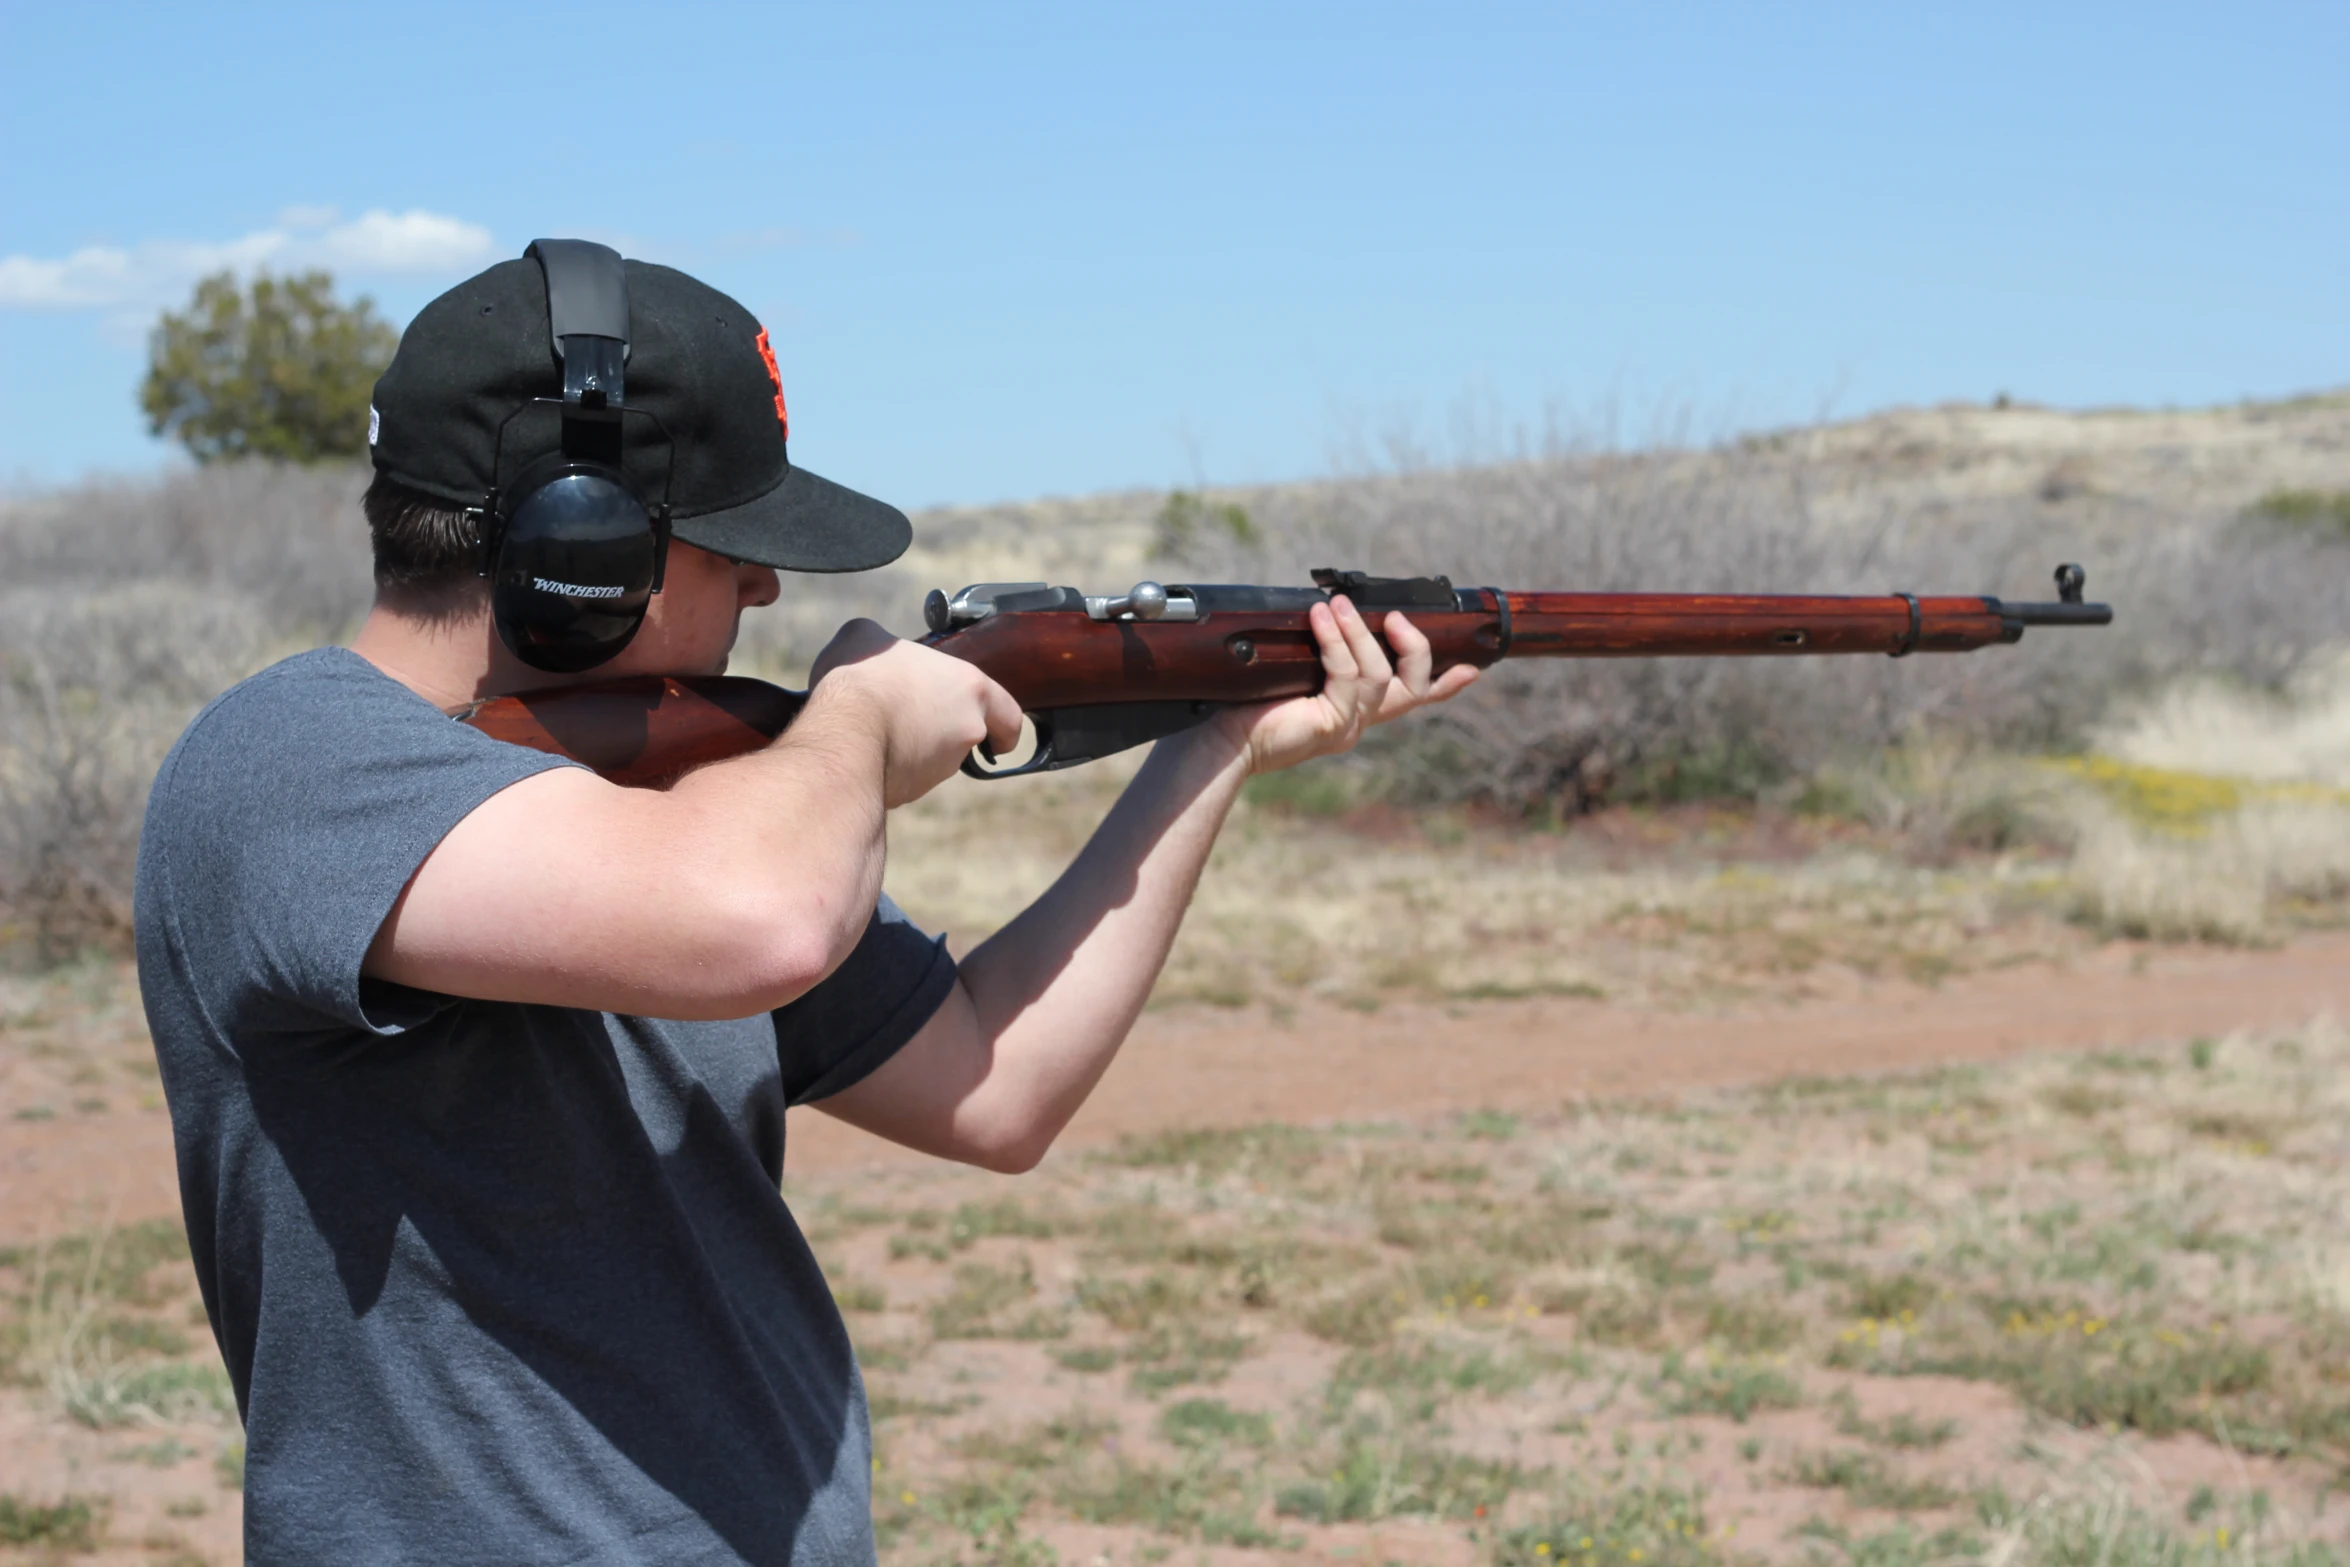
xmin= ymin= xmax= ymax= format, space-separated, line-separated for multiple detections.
xmin=482 ymin=239 xmax=671 ymax=674
xmin=488 ymin=453 xmax=669 ymax=674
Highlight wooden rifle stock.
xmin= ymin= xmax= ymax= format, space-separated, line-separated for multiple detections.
xmin=453 ymin=675 xmax=804 ymax=789
xmin=457 ymin=565 xmax=2113 ymax=783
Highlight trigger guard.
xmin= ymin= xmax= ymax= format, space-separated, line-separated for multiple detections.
xmin=961 ymin=713 xmax=1058 ymax=780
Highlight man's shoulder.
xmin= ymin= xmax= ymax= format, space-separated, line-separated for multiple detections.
xmin=142 ymin=644 xmax=567 ymax=875
xmin=170 ymin=647 xmax=422 ymax=756
xmin=133 ymin=646 xmax=579 ymax=1034
xmin=154 ymin=647 xmax=527 ymax=801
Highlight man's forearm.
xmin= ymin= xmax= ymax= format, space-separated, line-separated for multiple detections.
xmin=666 ymin=680 xmax=893 ymax=988
xmin=961 ymin=723 xmax=1250 ymax=1061
xmin=815 ymin=724 xmax=1250 ymax=1170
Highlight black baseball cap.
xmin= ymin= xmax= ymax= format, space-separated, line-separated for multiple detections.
xmin=368 ymin=251 xmax=911 ymax=573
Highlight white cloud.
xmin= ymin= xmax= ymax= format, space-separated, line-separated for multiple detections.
xmin=0 ymin=208 xmax=498 ymax=315
xmin=0 ymin=233 xmax=281 ymax=309
xmin=0 ymin=248 xmax=128 ymax=309
xmin=313 ymin=209 xmax=495 ymax=272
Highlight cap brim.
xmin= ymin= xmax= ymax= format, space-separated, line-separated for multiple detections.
xmin=668 ymin=464 xmax=912 ymax=573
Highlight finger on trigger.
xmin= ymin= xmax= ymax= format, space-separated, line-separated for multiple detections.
xmin=982 ymin=681 xmax=1025 ymax=752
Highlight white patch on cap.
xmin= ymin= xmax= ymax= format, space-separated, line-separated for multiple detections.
xmin=367 ymin=405 xmax=380 ymax=446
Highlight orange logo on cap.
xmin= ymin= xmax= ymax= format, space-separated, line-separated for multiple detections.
xmin=753 ymin=327 xmax=789 ymax=441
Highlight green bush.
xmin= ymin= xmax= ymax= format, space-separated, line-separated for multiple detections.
xmin=142 ymin=270 xmax=396 ymax=464
xmin=1656 ymin=1354 xmax=1802 ymax=1421
xmin=0 ymin=1494 xmax=102 ymax=1548
xmin=1152 ymin=490 xmax=1259 ymax=558
xmin=1493 ymin=1484 xmax=1715 ymax=1567
xmin=2245 ymin=488 xmax=2350 ymax=540
xmin=1272 ymin=1430 xmax=1520 ymax=1522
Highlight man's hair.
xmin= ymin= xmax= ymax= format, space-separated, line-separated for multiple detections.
xmin=363 ymin=472 xmax=482 ymax=602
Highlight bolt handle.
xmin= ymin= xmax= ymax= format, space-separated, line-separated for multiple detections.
xmin=1100 ymin=581 xmax=1170 ymax=620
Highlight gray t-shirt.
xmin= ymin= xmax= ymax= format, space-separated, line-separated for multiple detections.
xmin=133 ymin=648 xmax=953 ymax=1566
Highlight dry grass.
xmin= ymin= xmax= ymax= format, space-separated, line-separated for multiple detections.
xmin=2095 ymin=655 xmax=2350 ymax=790
xmin=883 ymin=660 xmax=2350 ymax=1007
xmin=890 ymin=761 xmax=2071 ymax=1009
xmin=2056 ymin=675 xmax=2350 ymax=944
xmin=0 ymin=462 xmax=365 ymax=960
xmin=2063 ymin=803 xmax=2350 ymax=945
xmin=0 ymin=1220 xmax=233 ymax=1433
xmin=792 ymin=1019 xmax=2350 ymax=1565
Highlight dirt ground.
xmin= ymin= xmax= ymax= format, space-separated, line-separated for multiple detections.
xmin=2 ymin=934 xmax=2346 ymax=1565
xmin=9 ymin=933 xmax=2347 ymax=1225
xmin=796 ymin=932 xmax=2350 ymax=1173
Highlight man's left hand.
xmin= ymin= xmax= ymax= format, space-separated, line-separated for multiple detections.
xmin=1211 ymin=594 xmax=1480 ymax=776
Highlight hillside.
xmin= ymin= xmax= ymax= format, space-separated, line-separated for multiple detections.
xmin=875 ymin=393 xmax=2350 ymax=624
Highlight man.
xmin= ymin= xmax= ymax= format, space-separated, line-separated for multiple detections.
xmin=133 ymin=245 xmax=1474 ymax=1565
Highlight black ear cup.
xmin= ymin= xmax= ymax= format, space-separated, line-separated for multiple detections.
xmin=490 ymin=460 xmax=667 ymax=673
xmin=486 ymin=240 xmax=668 ymax=675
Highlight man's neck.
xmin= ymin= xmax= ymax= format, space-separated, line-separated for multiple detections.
xmin=349 ymin=598 xmax=529 ymax=712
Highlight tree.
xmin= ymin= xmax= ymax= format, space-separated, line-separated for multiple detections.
xmin=141 ymin=270 xmax=399 ymax=464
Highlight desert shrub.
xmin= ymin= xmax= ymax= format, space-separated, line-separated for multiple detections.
xmin=2 ymin=460 xmax=372 ymax=630
xmin=0 ymin=462 xmax=369 ymax=961
xmin=1656 ymin=1352 xmax=1803 ymax=1420
xmin=2245 ymin=487 xmax=2350 ymax=541
xmin=2066 ymin=802 xmax=2350 ymax=945
xmin=2091 ymin=654 xmax=2350 ymax=788
xmin=1493 ymin=1483 xmax=1713 ymax=1567
xmin=1272 ymin=1425 xmax=1522 ymax=1522
xmin=0 ymin=1494 xmax=104 ymax=1549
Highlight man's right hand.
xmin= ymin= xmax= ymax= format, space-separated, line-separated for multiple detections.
xmin=809 ymin=620 xmax=1024 ymax=808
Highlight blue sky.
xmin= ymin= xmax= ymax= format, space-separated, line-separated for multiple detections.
xmin=3 ymin=1 xmax=2343 ymax=506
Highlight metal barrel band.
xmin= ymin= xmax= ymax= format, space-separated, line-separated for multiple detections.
xmin=1483 ymin=587 xmax=1513 ymax=657
xmin=1888 ymin=592 xmax=1922 ymax=658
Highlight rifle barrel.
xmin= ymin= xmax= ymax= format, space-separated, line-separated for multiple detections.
xmin=1494 ymin=591 xmax=2017 ymax=659
xmin=1991 ymin=598 xmax=2115 ymax=630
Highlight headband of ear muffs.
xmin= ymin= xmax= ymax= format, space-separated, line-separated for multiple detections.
xmin=484 ymin=239 xmax=671 ymax=674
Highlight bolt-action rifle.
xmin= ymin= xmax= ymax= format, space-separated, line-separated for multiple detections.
xmin=456 ymin=563 xmax=2114 ymax=786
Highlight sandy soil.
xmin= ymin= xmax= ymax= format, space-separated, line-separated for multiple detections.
xmin=5 ymin=934 xmax=2345 ymax=1236
xmin=781 ymin=930 xmax=2350 ymax=1173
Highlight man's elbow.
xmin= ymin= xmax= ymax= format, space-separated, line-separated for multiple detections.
xmin=951 ymin=1098 xmax=1059 ymax=1175
xmin=964 ymin=1128 xmax=1052 ymax=1176
xmin=698 ymin=883 xmax=869 ymax=1014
